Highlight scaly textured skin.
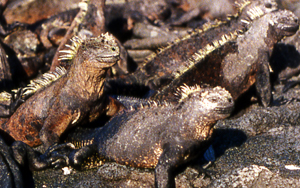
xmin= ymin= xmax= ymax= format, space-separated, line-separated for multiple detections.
xmin=0 ymin=32 xmax=120 ymax=149
xmin=67 ymin=85 xmax=234 ymax=188
xmin=0 ymin=66 xmax=67 ymax=118
xmin=153 ymin=9 xmax=299 ymax=107
xmin=106 ymin=0 xmax=278 ymax=98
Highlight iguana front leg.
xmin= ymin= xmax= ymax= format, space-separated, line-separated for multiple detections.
xmin=255 ymin=50 xmax=272 ymax=107
xmin=10 ymin=109 xmax=77 ymax=171
xmin=39 ymin=109 xmax=80 ymax=149
xmin=155 ymin=142 xmax=188 ymax=188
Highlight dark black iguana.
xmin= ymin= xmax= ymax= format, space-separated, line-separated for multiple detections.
xmin=62 ymin=85 xmax=234 ymax=188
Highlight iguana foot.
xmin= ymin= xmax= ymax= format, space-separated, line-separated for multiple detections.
xmin=12 ymin=141 xmax=75 ymax=171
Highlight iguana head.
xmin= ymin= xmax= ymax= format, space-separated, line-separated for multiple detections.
xmin=237 ymin=0 xmax=278 ymax=26
xmin=176 ymin=85 xmax=234 ymax=121
xmin=78 ymin=32 xmax=120 ymax=68
xmin=245 ymin=9 xmax=299 ymax=45
xmin=268 ymin=10 xmax=299 ymax=38
xmin=59 ymin=32 xmax=120 ymax=69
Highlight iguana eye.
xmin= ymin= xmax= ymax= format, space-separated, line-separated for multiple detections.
xmin=111 ymin=47 xmax=116 ymax=51
xmin=265 ymin=3 xmax=272 ymax=9
xmin=210 ymin=98 xmax=218 ymax=103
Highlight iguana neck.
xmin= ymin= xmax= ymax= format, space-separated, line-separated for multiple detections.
xmin=66 ymin=64 xmax=108 ymax=100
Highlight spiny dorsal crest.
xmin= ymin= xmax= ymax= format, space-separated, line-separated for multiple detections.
xmin=143 ymin=19 xmax=227 ymax=65
xmin=125 ymin=99 xmax=169 ymax=112
xmin=246 ymin=6 xmax=265 ymax=21
xmin=19 ymin=66 xmax=67 ymax=97
xmin=143 ymin=1 xmax=253 ymax=66
xmin=58 ymin=36 xmax=83 ymax=62
xmin=172 ymin=29 xmax=239 ymax=78
xmin=234 ymin=0 xmax=251 ymax=12
xmin=175 ymin=84 xmax=202 ymax=102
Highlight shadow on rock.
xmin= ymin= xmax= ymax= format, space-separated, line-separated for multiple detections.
xmin=211 ymin=128 xmax=247 ymax=159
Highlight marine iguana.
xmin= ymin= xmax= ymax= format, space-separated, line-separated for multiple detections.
xmin=152 ymin=9 xmax=299 ymax=107
xmin=106 ymin=0 xmax=278 ymax=101
xmin=64 ymin=85 xmax=234 ymax=188
xmin=0 ymin=66 xmax=68 ymax=118
xmin=0 ymin=32 xmax=121 ymax=151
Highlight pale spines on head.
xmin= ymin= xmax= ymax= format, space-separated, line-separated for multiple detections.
xmin=246 ymin=6 xmax=265 ymax=21
xmin=78 ymin=32 xmax=119 ymax=58
xmin=59 ymin=32 xmax=119 ymax=62
xmin=58 ymin=36 xmax=83 ymax=61
xmin=174 ymin=84 xmax=202 ymax=102
xmin=240 ymin=1 xmax=277 ymax=27
xmin=20 ymin=66 xmax=67 ymax=97
xmin=99 ymin=32 xmax=119 ymax=47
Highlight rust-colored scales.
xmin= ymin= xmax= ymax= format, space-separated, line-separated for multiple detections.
xmin=0 ymin=32 xmax=121 ymax=148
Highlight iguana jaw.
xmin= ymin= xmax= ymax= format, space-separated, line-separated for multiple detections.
xmin=90 ymin=55 xmax=120 ymax=68
xmin=96 ymin=54 xmax=120 ymax=62
xmin=214 ymin=105 xmax=234 ymax=116
xmin=278 ymin=23 xmax=299 ymax=37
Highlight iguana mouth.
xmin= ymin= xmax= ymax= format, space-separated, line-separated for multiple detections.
xmin=98 ymin=54 xmax=119 ymax=58
xmin=280 ymin=23 xmax=299 ymax=35
xmin=96 ymin=55 xmax=120 ymax=62
xmin=281 ymin=23 xmax=299 ymax=35
xmin=215 ymin=105 xmax=234 ymax=115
